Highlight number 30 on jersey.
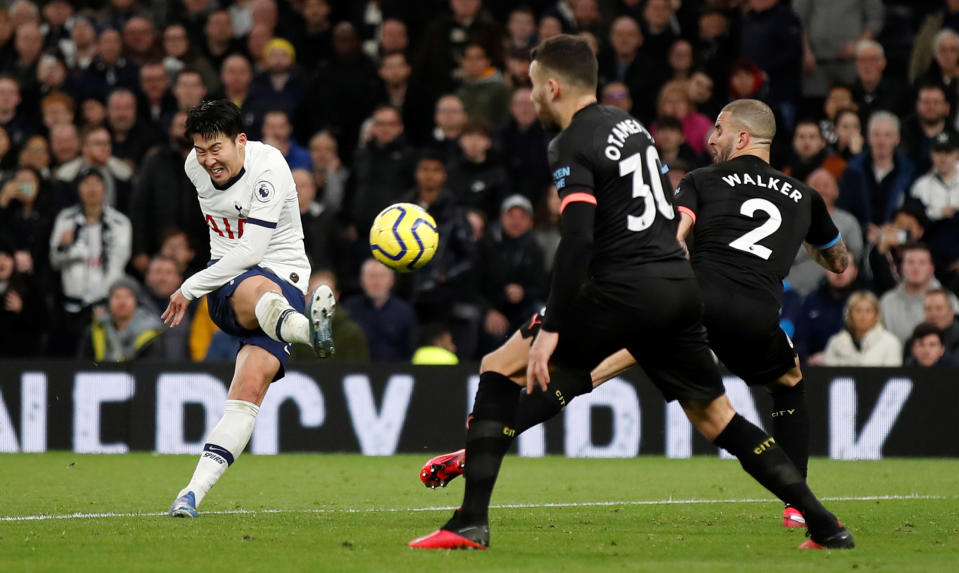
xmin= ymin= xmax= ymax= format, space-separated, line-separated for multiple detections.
xmin=619 ymin=147 xmax=674 ymax=231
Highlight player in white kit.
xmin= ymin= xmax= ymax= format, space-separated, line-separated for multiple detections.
xmin=165 ymin=99 xmax=335 ymax=517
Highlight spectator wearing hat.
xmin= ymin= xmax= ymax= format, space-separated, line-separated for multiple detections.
xmin=446 ymin=119 xmax=509 ymax=221
xmin=48 ymin=166 xmax=131 ymax=356
xmin=910 ymin=131 xmax=959 ymax=222
xmin=78 ymin=276 xmax=164 ymax=361
xmin=904 ymin=322 xmax=959 ymax=367
xmin=249 ymin=37 xmax=306 ymax=118
xmin=0 ymin=235 xmax=45 ymax=357
xmin=477 ymin=194 xmax=548 ymax=353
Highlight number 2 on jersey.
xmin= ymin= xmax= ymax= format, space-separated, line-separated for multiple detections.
xmin=619 ymin=147 xmax=674 ymax=231
xmin=728 ymin=198 xmax=781 ymax=260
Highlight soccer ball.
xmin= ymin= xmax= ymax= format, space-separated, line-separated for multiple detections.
xmin=369 ymin=202 xmax=439 ymax=272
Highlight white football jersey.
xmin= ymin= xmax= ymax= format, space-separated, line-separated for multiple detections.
xmin=179 ymin=140 xmax=310 ymax=300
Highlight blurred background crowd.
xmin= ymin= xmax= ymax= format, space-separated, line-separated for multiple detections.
xmin=0 ymin=0 xmax=958 ymax=369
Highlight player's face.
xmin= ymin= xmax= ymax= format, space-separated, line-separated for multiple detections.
xmin=912 ymin=334 xmax=945 ymax=366
xmin=529 ymin=61 xmax=560 ymax=130
xmin=193 ymin=132 xmax=247 ymax=185
xmin=708 ymin=112 xmax=739 ymax=162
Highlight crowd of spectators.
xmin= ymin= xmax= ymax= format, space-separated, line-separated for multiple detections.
xmin=1 ymin=0 xmax=959 ymax=368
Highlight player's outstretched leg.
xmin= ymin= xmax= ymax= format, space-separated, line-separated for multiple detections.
xmin=418 ymin=370 xmax=593 ymax=488
xmin=685 ymin=397 xmax=854 ymax=550
xmin=169 ymin=399 xmax=259 ymax=517
xmin=254 ymin=284 xmax=336 ymax=357
xmin=410 ymin=371 xmax=520 ymax=549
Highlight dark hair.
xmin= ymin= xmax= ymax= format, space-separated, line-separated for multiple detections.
xmin=893 ymin=203 xmax=929 ymax=230
xmin=76 ymin=166 xmax=105 ymax=184
xmin=911 ymin=322 xmax=944 ymax=344
xmin=795 ymin=117 xmax=823 ymax=136
xmin=900 ymin=240 xmax=931 ymax=258
xmin=461 ymin=118 xmax=491 ymax=137
xmin=417 ymin=148 xmax=447 ymax=167
xmin=916 ymin=81 xmax=947 ymax=98
xmin=657 ymin=115 xmax=683 ymax=132
xmin=418 ymin=322 xmax=452 ymax=347
xmin=185 ymin=99 xmax=243 ymax=140
xmin=530 ymin=34 xmax=597 ymax=90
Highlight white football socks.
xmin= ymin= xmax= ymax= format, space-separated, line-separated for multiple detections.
xmin=253 ymin=290 xmax=310 ymax=345
xmin=179 ymin=400 xmax=260 ymax=506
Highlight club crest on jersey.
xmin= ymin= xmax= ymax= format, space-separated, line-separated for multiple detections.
xmin=255 ymin=180 xmax=275 ymax=203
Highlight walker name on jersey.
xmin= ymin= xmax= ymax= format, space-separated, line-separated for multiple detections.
xmin=720 ymin=172 xmax=804 ymax=203
xmin=205 ymin=214 xmax=246 ymax=239
xmin=603 ymin=118 xmax=652 ymax=161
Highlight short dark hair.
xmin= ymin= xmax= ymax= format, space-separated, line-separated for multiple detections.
xmin=185 ymin=99 xmax=243 ymax=140
xmin=911 ymin=322 xmax=944 ymax=344
xmin=417 ymin=148 xmax=447 ymax=167
xmin=893 ymin=203 xmax=929 ymax=230
xmin=530 ymin=34 xmax=597 ymax=90
xmin=418 ymin=322 xmax=452 ymax=347
xmin=461 ymin=118 xmax=491 ymax=137
xmin=657 ymin=115 xmax=683 ymax=132
xmin=900 ymin=241 xmax=932 ymax=258
xmin=795 ymin=118 xmax=823 ymax=136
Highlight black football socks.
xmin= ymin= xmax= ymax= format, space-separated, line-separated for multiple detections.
xmin=769 ymin=379 xmax=810 ymax=479
xmin=713 ymin=414 xmax=840 ymax=536
xmin=455 ymin=371 xmax=522 ymax=525
xmin=514 ymin=369 xmax=593 ymax=433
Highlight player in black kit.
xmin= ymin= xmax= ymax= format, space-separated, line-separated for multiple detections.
xmin=409 ymin=35 xmax=853 ymax=552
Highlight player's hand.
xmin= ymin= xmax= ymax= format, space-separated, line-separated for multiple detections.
xmin=526 ymin=329 xmax=559 ymax=394
xmin=162 ymin=289 xmax=190 ymax=327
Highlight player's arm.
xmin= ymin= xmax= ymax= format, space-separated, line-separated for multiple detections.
xmin=672 ymin=172 xmax=698 ymax=257
xmin=528 ymin=189 xmax=595 ymax=392
xmin=803 ymin=187 xmax=848 ymax=274
xmin=804 ymin=238 xmax=850 ymax=274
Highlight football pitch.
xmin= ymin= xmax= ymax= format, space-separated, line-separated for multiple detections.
xmin=1 ymin=454 xmax=956 ymax=572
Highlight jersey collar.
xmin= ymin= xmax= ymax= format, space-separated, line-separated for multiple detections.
xmin=211 ymin=167 xmax=246 ymax=191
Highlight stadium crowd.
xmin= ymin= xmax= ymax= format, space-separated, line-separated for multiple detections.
xmin=0 ymin=0 xmax=958 ymax=368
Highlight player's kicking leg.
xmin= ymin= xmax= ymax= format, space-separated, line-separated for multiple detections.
xmin=236 ymin=275 xmax=336 ymax=357
xmin=170 ymin=344 xmax=277 ymax=517
xmin=169 ymin=275 xmax=336 ymax=517
xmin=681 ymin=394 xmax=853 ymax=550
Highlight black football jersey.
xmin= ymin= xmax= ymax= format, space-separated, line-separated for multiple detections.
xmin=548 ymin=104 xmax=691 ymax=292
xmin=674 ymin=154 xmax=840 ymax=302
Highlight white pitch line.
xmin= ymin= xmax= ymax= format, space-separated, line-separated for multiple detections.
xmin=0 ymin=494 xmax=945 ymax=522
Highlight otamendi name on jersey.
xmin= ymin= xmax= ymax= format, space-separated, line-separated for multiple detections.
xmin=604 ymin=118 xmax=651 ymax=161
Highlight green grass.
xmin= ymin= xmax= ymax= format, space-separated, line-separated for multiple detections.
xmin=1 ymin=454 xmax=957 ymax=572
